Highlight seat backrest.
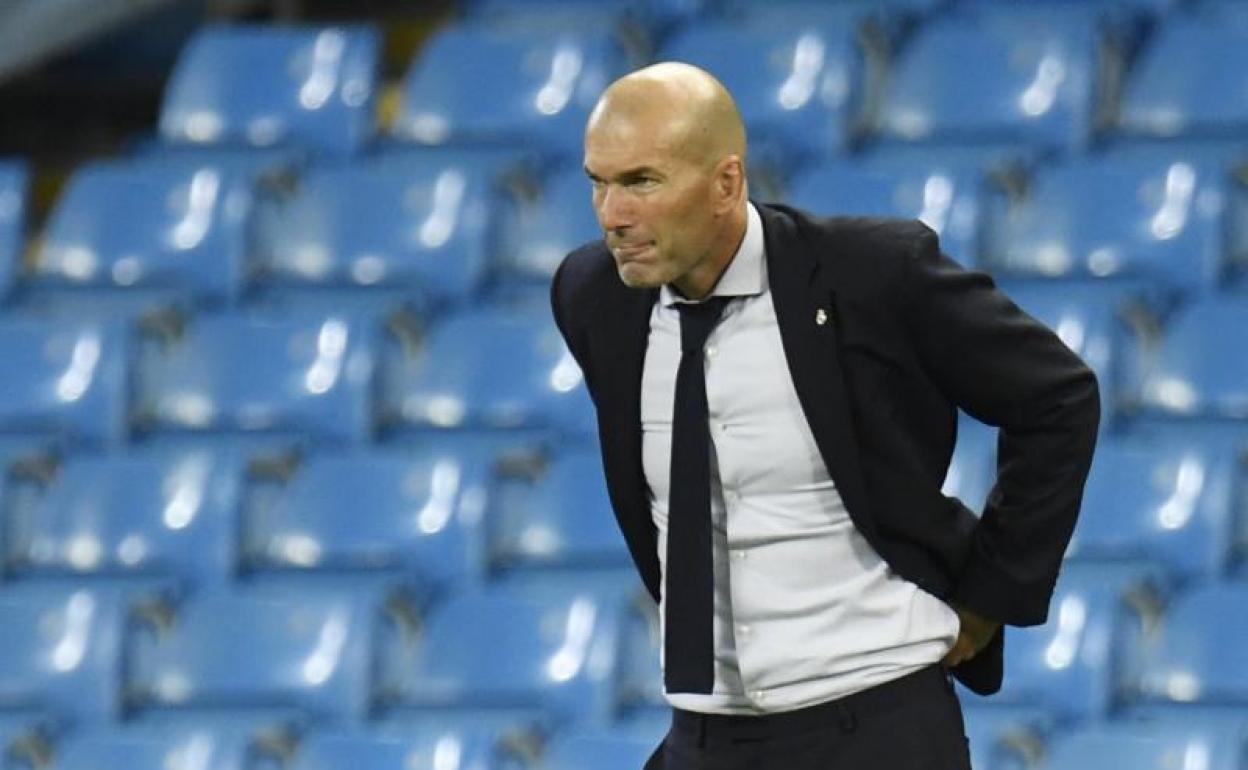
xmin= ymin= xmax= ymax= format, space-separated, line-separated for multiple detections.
xmin=8 ymin=448 xmax=243 ymax=584
xmin=251 ymin=152 xmax=496 ymax=309
xmin=877 ymin=10 xmax=1099 ymax=151
xmin=160 ymin=24 xmax=381 ymax=155
xmin=395 ymin=25 xmax=628 ymax=156
xmin=134 ymin=312 xmax=375 ymax=445
xmin=0 ymin=318 xmax=127 ymax=447
xmin=34 ymin=157 xmax=254 ymax=309
xmin=243 ymin=447 xmax=490 ymax=591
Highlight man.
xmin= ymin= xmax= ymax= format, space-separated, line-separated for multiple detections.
xmin=550 ymin=62 xmax=1099 ymax=769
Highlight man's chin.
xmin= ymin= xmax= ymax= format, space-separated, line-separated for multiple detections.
xmin=616 ymin=263 xmax=666 ymax=289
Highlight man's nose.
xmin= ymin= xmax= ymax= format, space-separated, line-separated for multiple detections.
xmin=597 ymin=186 xmax=633 ymax=232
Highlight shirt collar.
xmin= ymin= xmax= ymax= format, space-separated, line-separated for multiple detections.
xmin=660 ymin=202 xmax=765 ymax=307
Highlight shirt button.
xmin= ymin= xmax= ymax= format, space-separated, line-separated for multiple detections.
xmin=706 ymin=345 xmax=717 ymax=358
xmin=751 ymin=691 xmax=766 ymax=702
xmin=738 ymin=624 xmax=751 ymax=636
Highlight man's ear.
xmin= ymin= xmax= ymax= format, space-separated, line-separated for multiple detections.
xmin=715 ymin=156 xmax=745 ymax=211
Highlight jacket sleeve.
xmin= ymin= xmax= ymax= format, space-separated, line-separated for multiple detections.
xmin=899 ymin=226 xmax=1100 ymax=627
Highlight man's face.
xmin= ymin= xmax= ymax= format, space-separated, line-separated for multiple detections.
xmin=583 ymin=113 xmax=720 ymax=291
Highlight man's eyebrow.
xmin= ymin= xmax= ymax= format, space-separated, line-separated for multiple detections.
xmin=584 ymin=166 xmax=662 ymax=181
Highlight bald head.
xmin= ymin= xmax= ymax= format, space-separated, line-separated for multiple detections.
xmin=588 ymin=62 xmax=746 ymax=169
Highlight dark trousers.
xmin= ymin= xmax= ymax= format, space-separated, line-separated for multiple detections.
xmin=643 ymin=666 xmax=972 ymax=770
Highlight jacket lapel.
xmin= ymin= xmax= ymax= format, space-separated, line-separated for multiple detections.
xmin=759 ymin=204 xmax=879 ymax=541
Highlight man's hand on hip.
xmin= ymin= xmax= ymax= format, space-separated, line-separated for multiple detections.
xmin=941 ymin=604 xmax=1001 ymax=668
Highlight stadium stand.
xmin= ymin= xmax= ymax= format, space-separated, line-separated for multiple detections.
xmin=0 ymin=2 xmax=1247 ymax=766
xmin=159 ymin=24 xmax=381 ymax=156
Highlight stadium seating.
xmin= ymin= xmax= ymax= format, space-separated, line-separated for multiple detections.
xmin=376 ymin=579 xmax=637 ymax=725
xmin=6 ymin=1 xmax=1248 ymax=759
xmin=160 ymin=24 xmax=381 ymax=155
xmin=0 ymin=582 xmax=169 ymax=723
xmin=981 ymin=156 xmax=1230 ymax=300
xmin=1117 ymin=19 xmax=1248 ymax=142
xmin=48 ymin=723 xmax=272 ymax=770
xmin=942 ymin=416 xmax=996 ymax=515
xmin=660 ymin=11 xmax=866 ymax=160
xmin=1067 ymin=436 xmax=1239 ymax=578
xmin=395 ymin=24 xmax=629 ymax=156
xmin=1039 ymin=718 xmax=1248 ymax=770
xmin=961 ymin=706 xmax=1052 ymax=770
xmin=960 ymin=563 xmax=1163 ymax=720
xmin=241 ymin=447 xmax=490 ymax=594
xmin=490 ymin=447 xmax=630 ymax=571
xmin=5 ymin=448 xmax=244 ymax=585
xmin=378 ymin=301 xmax=596 ymax=439
xmin=1131 ymin=298 xmax=1248 ymax=420
xmin=0 ymin=159 xmax=27 ymax=302
xmin=498 ymin=164 xmax=601 ymax=284
xmin=1135 ymin=583 xmax=1248 ymax=707
xmin=124 ymin=581 xmax=408 ymax=721
xmin=540 ymin=728 xmax=663 ymax=770
xmin=250 ymin=150 xmax=504 ymax=315
xmin=784 ymin=160 xmax=984 ymax=263
xmin=132 ymin=311 xmax=376 ymax=446
xmin=24 ymin=156 xmax=253 ymax=316
xmin=288 ymin=719 xmax=537 ymax=770
xmin=997 ymin=281 xmax=1144 ymax=421
xmin=0 ymin=317 xmax=127 ymax=447
xmin=874 ymin=9 xmax=1101 ymax=152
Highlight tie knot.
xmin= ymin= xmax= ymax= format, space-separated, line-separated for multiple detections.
xmin=677 ymin=297 xmax=730 ymax=354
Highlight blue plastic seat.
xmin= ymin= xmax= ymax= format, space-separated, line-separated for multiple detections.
xmin=6 ymin=448 xmax=244 ymax=585
xmin=0 ymin=159 xmax=28 ymax=301
xmin=1118 ymin=20 xmax=1248 ymax=141
xmin=395 ymin=25 xmax=628 ymax=156
xmin=1136 ymin=583 xmax=1248 ymax=706
xmin=242 ymin=447 xmax=490 ymax=594
xmin=289 ymin=723 xmax=526 ymax=770
xmin=378 ymin=580 xmax=635 ymax=724
xmin=541 ymin=729 xmax=662 ymax=770
xmin=943 ymin=417 xmax=996 ymax=515
xmin=0 ymin=583 xmax=164 ymax=722
xmin=1132 ymin=298 xmax=1248 ymax=420
xmin=124 ymin=582 xmax=405 ymax=721
xmin=659 ymin=12 xmax=864 ymax=159
xmin=981 ymin=156 xmax=1229 ymax=299
xmin=25 ymin=156 xmax=256 ymax=317
xmin=133 ymin=311 xmax=375 ymax=445
xmin=160 ymin=24 xmax=381 ymax=155
xmin=784 ymin=161 xmax=984 ymax=264
xmin=499 ymin=164 xmax=600 ymax=284
xmin=466 ymin=0 xmax=707 ymax=35
xmin=491 ymin=447 xmax=630 ymax=571
xmin=250 ymin=151 xmax=498 ymax=313
xmin=961 ymin=706 xmax=1053 ymax=770
xmin=379 ymin=302 xmax=595 ymax=439
xmin=875 ymin=10 xmax=1100 ymax=152
xmin=51 ymin=723 xmax=267 ymax=770
xmin=998 ymin=281 xmax=1143 ymax=422
xmin=961 ymin=563 xmax=1162 ymax=720
xmin=0 ymin=318 xmax=127 ymax=447
xmin=1067 ymin=436 xmax=1239 ymax=578
xmin=1040 ymin=719 xmax=1248 ymax=770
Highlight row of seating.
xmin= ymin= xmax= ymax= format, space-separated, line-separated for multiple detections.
xmin=4 ymin=147 xmax=1248 ymax=317
xmin=0 ymin=564 xmax=1244 ymax=733
xmin=0 ymin=420 xmax=1241 ymax=592
xmin=148 ymin=8 xmax=1248 ymax=161
xmin=3 ymin=283 xmax=1248 ymax=448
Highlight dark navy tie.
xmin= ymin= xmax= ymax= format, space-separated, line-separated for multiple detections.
xmin=665 ymin=296 xmax=730 ymax=694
